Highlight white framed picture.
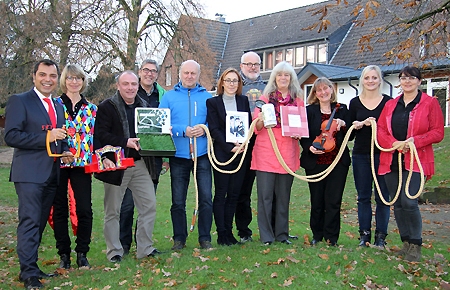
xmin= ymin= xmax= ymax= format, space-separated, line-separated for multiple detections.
xmin=225 ymin=111 xmax=249 ymax=143
xmin=135 ymin=108 xmax=171 ymax=134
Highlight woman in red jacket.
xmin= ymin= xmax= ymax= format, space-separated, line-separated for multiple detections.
xmin=377 ymin=66 xmax=444 ymax=262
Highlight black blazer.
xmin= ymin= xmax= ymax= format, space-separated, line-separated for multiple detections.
xmin=300 ymin=102 xmax=351 ymax=170
xmin=5 ymin=89 xmax=67 ymax=183
xmin=206 ymin=94 xmax=251 ymax=168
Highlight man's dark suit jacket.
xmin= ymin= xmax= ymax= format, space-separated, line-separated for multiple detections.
xmin=5 ymin=89 xmax=67 ymax=183
xmin=206 ymin=94 xmax=252 ymax=169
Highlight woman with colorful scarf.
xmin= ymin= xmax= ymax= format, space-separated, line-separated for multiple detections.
xmin=52 ymin=64 xmax=97 ymax=269
xmin=251 ymin=61 xmax=303 ymax=245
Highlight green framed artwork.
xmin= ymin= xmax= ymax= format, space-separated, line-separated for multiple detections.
xmin=135 ymin=108 xmax=176 ymax=156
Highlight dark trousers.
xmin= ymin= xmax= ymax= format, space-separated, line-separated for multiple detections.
xmin=306 ymin=163 xmax=349 ymax=244
xmin=16 ymin=162 xmax=58 ymax=280
xmin=170 ymin=155 xmax=212 ymax=243
xmin=353 ymin=153 xmax=390 ymax=234
xmin=384 ymin=171 xmax=422 ymax=245
xmin=212 ymin=162 xmax=246 ymax=238
xmin=53 ymin=167 xmax=93 ymax=256
xmin=235 ymin=136 xmax=255 ymax=238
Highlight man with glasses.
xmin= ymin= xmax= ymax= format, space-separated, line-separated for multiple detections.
xmin=119 ymin=59 xmax=166 ymax=255
xmin=235 ymin=52 xmax=266 ymax=243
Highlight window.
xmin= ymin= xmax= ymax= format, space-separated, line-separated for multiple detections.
xmin=275 ymin=50 xmax=283 ymax=64
xmin=306 ymin=45 xmax=315 ymax=63
xmin=318 ymin=44 xmax=327 ymax=63
xmin=285 ymin=49 xmax=293 ymax=65
xmin=295 ymin=47 xmax=304 ymax=67
xmin=266 ymin=52 xmax=273 ymax=69
xmin=165 ymin=66 xmax=172 ymax=87
xmin=304 ymin=84 xmax=313 ymax=98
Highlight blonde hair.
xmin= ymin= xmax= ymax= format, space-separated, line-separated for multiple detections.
xmin=359 ymin=65 xmax=383 ymax=97
xmin=60 ymin=64 xmax=88 ymax=93
xmin=307 ymin=77 xmax=337 ymax=105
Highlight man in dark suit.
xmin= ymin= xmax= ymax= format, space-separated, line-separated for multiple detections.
xmin=4 ymin=59 xmax=74 ymax=289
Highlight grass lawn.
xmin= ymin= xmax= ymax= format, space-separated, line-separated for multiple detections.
xmin=0 ymin=128 xmax=449 ymax=289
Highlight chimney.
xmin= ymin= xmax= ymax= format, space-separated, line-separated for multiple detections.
xmin=215 ymin=13 xmax=226 ymax=22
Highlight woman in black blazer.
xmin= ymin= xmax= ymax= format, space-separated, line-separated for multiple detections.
xmin=300 ymin=77 xmax=351 ymax=247
xmin=206 ymin=68 xmax=252 ymax=245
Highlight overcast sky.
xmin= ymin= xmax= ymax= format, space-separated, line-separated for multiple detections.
xmin=202 ymin=0 xmax=326 ymax=22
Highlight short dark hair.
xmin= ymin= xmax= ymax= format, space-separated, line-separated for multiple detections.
xmin=33 ymin=59 xmax=60 ymax=75
xmin=399 ymin=66 xmax=422 ymax=80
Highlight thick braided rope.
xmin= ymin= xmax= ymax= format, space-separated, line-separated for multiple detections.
xmin=368 ymin=119 xmax=425 ymax=205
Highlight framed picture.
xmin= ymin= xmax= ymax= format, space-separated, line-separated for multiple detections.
xmin=135 ymin=108 xmax=171 ymax=134
xmin=280 ymin=104 xmax=309 ymax=137
xmin=225 ymin=111 xmax=249 ymax=143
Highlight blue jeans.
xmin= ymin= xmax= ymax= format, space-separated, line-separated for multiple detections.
xmin=169 ymin=155 xmax=212 ymax=243
xmin=352 ymin=154 xmax=390 ymax=234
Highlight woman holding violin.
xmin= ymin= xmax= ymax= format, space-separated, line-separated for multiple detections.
xmin=377 ymin=66 xmax=444 ymax=261
xmin=252 ymin=61 xmax=303 ymax=245
xmin=300 ymin=77 xmax=350 ymax=247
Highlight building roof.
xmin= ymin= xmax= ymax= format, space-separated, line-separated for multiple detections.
xmin=220 ymin=0 xmax=357 ymax=72
xmin=297 ymin=62 xmax=363 ymax=83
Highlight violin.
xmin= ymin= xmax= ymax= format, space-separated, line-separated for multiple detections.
xmin=312 ymin=103 xmax=340 ymax=152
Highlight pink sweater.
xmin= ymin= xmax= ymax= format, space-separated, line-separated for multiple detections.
xmin=377 ymin=92 xmax=444 ymax=179
xmin=250 ymin=96 xmax=301 ymax=174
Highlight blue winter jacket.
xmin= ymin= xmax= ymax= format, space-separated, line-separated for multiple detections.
xmin=159 ymin=82 xmax=211 ymax=159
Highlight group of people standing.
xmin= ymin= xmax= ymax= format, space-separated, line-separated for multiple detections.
xmin=4 ymin=52 xmax=444 ymax=289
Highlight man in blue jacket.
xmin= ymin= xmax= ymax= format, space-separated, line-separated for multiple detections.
xmin=159 ymin=60 xmax=213 ymax=250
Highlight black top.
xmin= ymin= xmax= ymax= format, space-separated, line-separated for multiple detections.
xmin=123 ymin=98 xmax=140 ymax=161
xmin=60 ymin=93 xmax=89 ymax=119
xmin=390 ymin=91 xmax=421 ymax=171
xmin=349 ymin=94 xmax=391 ymax=154
xmin=137 ymin=83 xmax=160 ymax=108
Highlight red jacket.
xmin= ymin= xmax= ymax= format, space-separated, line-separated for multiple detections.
xmin=377 ymin=92 xmax=444 ymax=179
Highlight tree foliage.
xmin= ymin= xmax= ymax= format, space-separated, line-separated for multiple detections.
xmin=0 ymin=0 xmax=205 ymax=106
xmin=305 ymin=0 xmax=450 ymax=67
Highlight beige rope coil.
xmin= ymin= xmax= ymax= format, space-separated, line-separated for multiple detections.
xmin=188 ymin=117 xmax=424 ymax=228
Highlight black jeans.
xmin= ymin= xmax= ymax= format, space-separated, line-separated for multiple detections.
xmin=53 ymin=167 xmax=93 ymax=255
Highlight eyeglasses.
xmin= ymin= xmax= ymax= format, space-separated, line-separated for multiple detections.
xmin=66 ymin=76 xmax=83 ymax=82
xmin=224 ymin=79 xmax=240 ymax=84
xmin=399 ymin=76 xmax=418 ymax=82
xmin=142 ymin=68 xmax=158 ymax=74
xmin=242 ymin=62 xmax=260 ymax=68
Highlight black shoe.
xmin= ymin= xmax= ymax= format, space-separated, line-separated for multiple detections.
xmin=23 ymin=276 xmax=43 ymax=289
xmin=171 ymin=240 xmax=186 ymax=251
xmin=147 ymin=248 xmax=162 ymax=257
xmin=358 ymin=230 xmax=371 ymax=247
xmin=310 ymin=239 xmax=320 ymax=246
xmin=123 ymin=246 xmax=130 ymax=255
xmin=59 ymin=253 xmax=71 ymax=269
xmin=77 ymin=253 xmax=91 ymax=268
xmin=280 ymin=239 xmax=292 ymax=245
xmin=110 ymin=255 xmax=122 ymax=263
xmin=373 ymin=231 xmax=387 ymax=248
xmin=228 ymin=235 xmax=240 ymax=245
xmin=288 ymin=235 xmax=299 ymax=240
xmin=329 ymin=242 xmax=339 ymax=247
xmin=263 ymin=241 xmax=273 ymax=246
xmin=19 ymin=271 xmax=57 ymax=282
xmin=199 ymin=240 xmax=212 ymax=249
xmin=240 ymin=236 xmax=253 ymax=243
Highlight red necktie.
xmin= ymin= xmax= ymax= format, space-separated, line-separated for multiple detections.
xmin=43 ymin=98 xmax=57 ymax=128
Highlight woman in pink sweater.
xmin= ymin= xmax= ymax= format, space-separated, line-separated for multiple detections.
xmin=251 ymin=61 xmax=303 ymax=245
